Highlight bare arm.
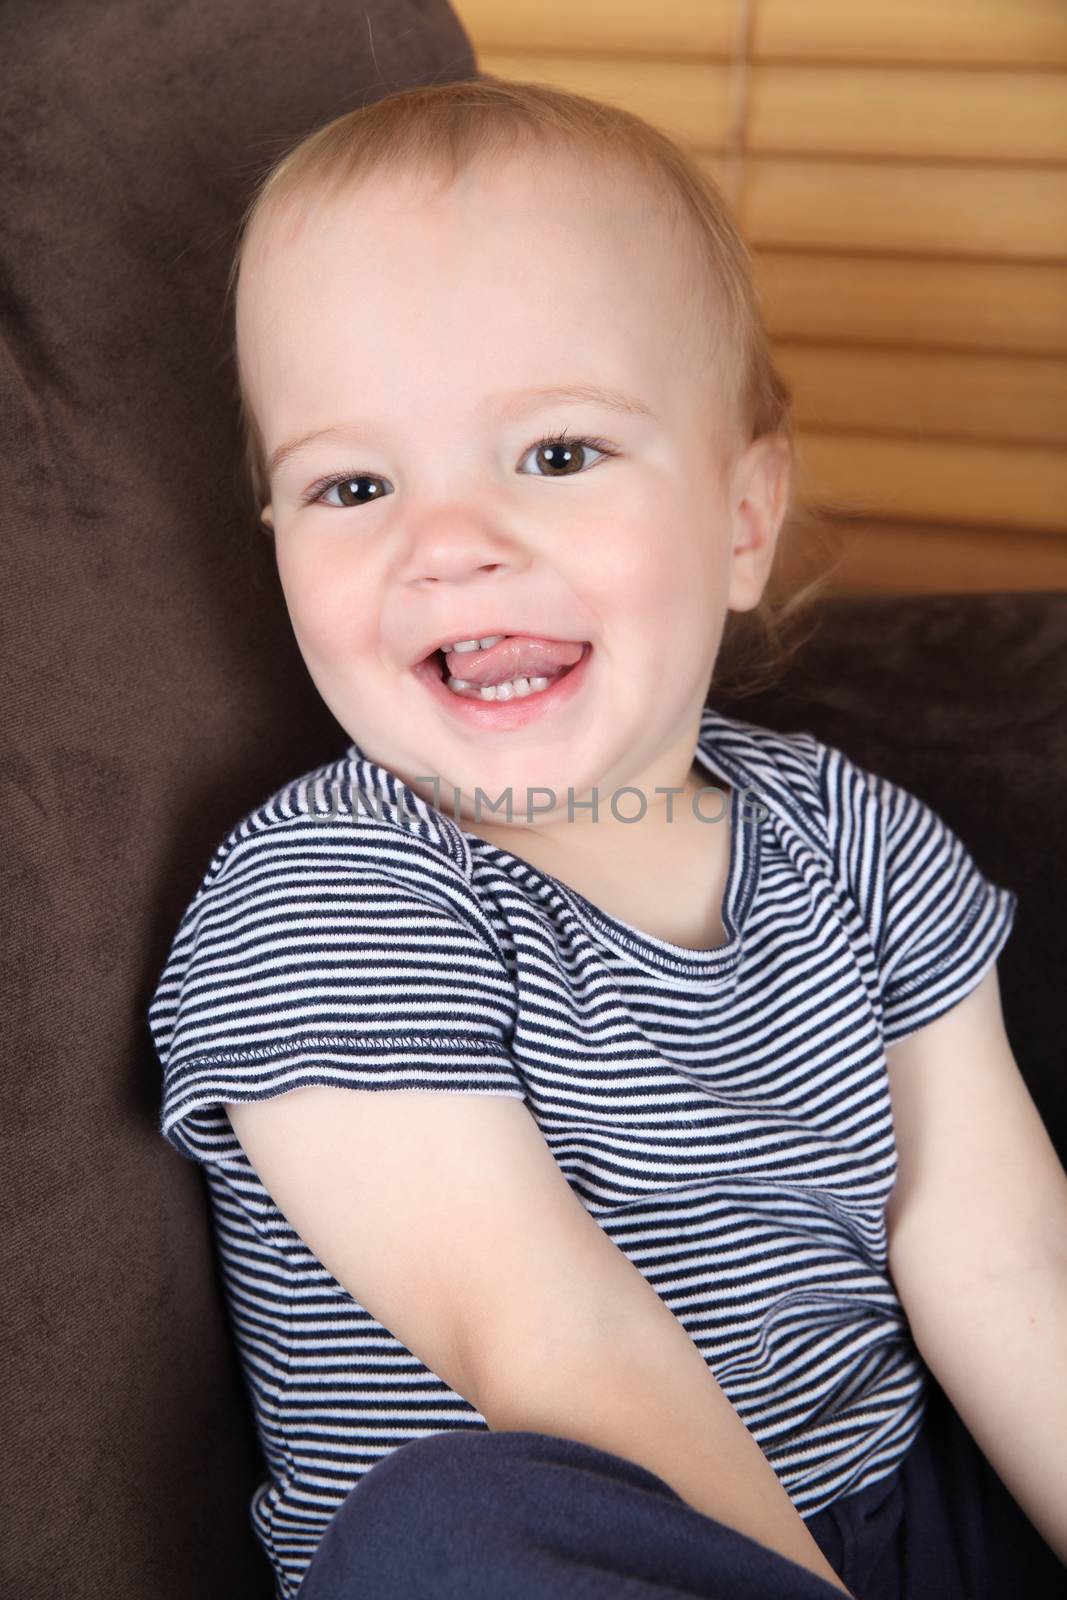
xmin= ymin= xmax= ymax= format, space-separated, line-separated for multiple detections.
xmin=226 ymin=1085 xmax=852 ymax=1596
xmin=885 ymin=965 xmax=1067 ymax=1566
xmin=474 ymin=1259 xmax=853 ymax=1596
xmin=903 ymin=1262 xmax=1067 ymax=1566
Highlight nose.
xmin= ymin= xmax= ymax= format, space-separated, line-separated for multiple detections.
xmin=399 ymin=509 xmax=527 ymax=586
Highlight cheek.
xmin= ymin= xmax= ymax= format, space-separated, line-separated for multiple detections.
xmin=600 ymin=506 xmax=724 ymax=674
xmin=275 ymin=538 xmax=374 ymax=660
xmin=603 ymin=506 xmax=715 ymax=616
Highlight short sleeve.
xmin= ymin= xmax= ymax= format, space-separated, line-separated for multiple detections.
xmin=147 ymin=827 xmax=525 ymax=1166
xmin=824 ymin=750 xmax=1018 ymax=1049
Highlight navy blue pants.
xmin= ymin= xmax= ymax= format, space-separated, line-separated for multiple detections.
xmin=297 ymin=1371 xmax=1064 ymax=1599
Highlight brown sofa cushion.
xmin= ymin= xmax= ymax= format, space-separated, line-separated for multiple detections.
xmin=3 ymin=4 xmax=478 ymax=1597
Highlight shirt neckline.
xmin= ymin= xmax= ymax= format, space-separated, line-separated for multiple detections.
xmin=344 ymin=707 xmax=760 ymax=985
xmin=545 ymin=723 xmax=756 ymax=982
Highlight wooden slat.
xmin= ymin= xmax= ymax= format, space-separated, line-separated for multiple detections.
xmin=754 ymin=254 xmax=1067 ymax=357
xmin=755 ymin=0 xmax=1067 ymax=68
xmin=461 ymin=0 xmax=1067 ymax=70
xmin=452 ymin=0 xmax=739 ymax=56
xmin=810 ymin=520 xmax=1067 ymax=594
xmin=775 ymin=345 xmax=1067 ymax=446
xmin=474 ymin=53 xmax=734 ymax=150
xmin=451 ymin=14 xmax=1066 ymax=591
xmin=748 ymin=66 xmax=1067 ymax=163
xmin=794 ymin=432 xmax=1067 ymax=533
xmin=737 ymin=158 xmax=1067 ymax=259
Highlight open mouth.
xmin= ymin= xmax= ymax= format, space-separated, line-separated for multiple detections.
xmin=426 ymin=646 xmax=582 ymax=700
xmin=413 ymin=641 xmax=593 ymax=726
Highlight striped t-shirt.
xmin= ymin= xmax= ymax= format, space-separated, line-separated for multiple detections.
xmin=148 ymin=704 xmax=1017 ymax=1600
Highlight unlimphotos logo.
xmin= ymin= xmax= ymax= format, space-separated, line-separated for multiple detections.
xmin=297 ymin=775 xmax=769 ymax=827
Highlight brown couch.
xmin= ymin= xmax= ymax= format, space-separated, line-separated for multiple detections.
xmin=5 ymin=0 xmax=1065 ymax=1594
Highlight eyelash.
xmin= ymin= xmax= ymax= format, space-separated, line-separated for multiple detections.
xmin=299 ymin=430 xmax=618 ymax=508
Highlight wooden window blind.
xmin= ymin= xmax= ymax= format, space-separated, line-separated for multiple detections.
xmin=452 ymin=0 xmax=1067 ymax=591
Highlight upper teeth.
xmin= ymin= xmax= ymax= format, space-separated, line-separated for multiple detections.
xmin=445 ymin=635 xmax=507 ymax=653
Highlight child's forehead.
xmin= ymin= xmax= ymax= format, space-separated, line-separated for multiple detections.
xmin=249 ymin=146 xmax=679 ymax=272
xmin=244 ymin=166 xmax=721 ymax=380
xmin=238 ymin=153 xmax=738 ymax=446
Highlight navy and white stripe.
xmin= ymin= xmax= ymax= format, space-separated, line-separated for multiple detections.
xmin=148 ymin=705 xmax=1017 ymax=1599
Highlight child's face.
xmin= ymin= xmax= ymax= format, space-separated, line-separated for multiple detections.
xmin=236 ymin=152 xmax=787 ymax=825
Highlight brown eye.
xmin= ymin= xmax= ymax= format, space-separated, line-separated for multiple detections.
xmin=324 ymin=477 xmax=386 ymax=508
xmin=520 ymin=434 xmax=612 ymax=477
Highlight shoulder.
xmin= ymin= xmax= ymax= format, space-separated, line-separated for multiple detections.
xmin=702 ymin=708 xmax=975 ymax=894
xmin=156 ymin=748 xmax=497 ymax=975
xmin=147 ymin=751 xmax=513 ymax=1079
xmin=218 ymin=750 xmax=470 ymax=868
xmin=699 ymin=706 xmax=859 ymax=854
xmin=195 ymin=750 xmax=476 ymax=899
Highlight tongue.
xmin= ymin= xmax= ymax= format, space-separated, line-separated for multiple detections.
xmin=443 ymin=635 xmax=585 ymax=687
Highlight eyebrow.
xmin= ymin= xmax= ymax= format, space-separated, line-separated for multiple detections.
xmin=267 ymin=383 xmax=657 ymax=481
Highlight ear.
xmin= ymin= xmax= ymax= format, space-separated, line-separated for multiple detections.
xmin=259 ymin=503 xmax=275 ymax=535
xmin=724 ymin=433 xmax=793 ymax=614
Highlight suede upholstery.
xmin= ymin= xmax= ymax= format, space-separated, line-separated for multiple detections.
xmin=3 ymin=0 xmax=1064 ymax=1594
xmin=4 ymin=5 xmax=479 ymax=1597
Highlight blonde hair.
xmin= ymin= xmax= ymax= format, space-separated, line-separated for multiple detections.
xmin=224 ymin=73 xmax=843 ymax=700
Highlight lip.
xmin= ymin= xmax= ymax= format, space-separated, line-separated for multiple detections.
xmin=412 ymin=643 xmax=593 ymax=730
xmin=411 ymin=629 xmax=572 ymax=668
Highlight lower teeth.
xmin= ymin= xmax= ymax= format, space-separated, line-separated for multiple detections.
xmin=447 ymin=673 xmax=555 ymax=701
